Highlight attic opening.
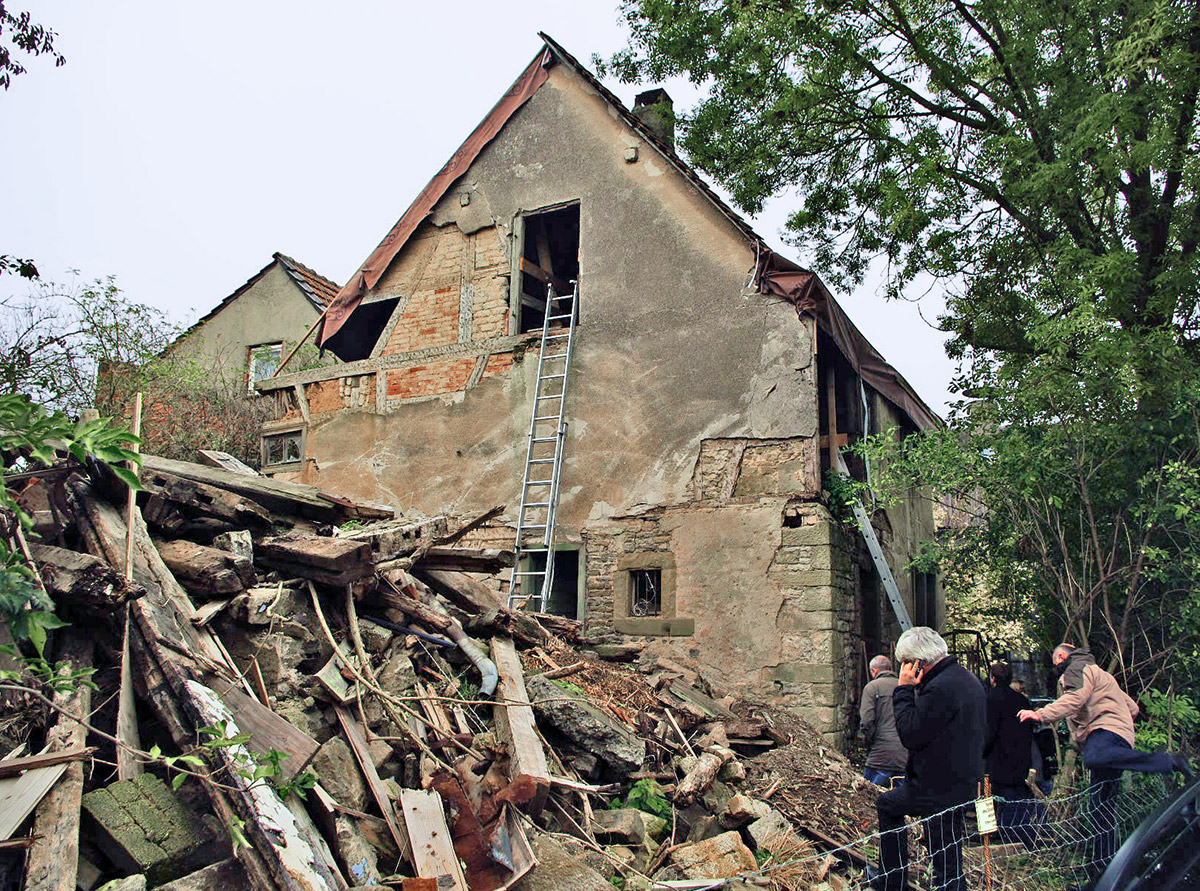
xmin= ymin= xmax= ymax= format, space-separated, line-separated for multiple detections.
xmin=817 ymin=329 xmax=867 ymax=482
xmin=322 ymin=297 xmax=402 ymax=363
xmin=516 ymin=203 xmax=579 ymax=334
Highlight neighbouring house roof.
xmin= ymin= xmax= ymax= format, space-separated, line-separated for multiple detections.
xmin=316 ymin=33 xmax=940 ymax=431
xmin=177 ymin=252 xmax=340 ymax=343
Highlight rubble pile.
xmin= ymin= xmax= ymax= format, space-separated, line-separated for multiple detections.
xmin=0 ymin=449 xmax=882 ymax=891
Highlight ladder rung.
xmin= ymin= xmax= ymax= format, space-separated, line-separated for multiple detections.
xmin=533 ymin=415 xmax=560 ymax=422
xmin=531 ymin=436 xmax=558 ymax=443
xmin=523 ymin=501 xmax=551 ymax=507
xmin=544 ymin=333 xmax=571 ymax=340
xmin=541 ymin=373 xmax=567 ymax=379
xmin=528 ymin=458 xmax=555 ymax=464
xmin=547 ymin=314 xmax=573 ymax=321
xmin=521 ymin=523 xmax=548 ymax=529
xmin=513 ymin=571 xmax=547 ymax=577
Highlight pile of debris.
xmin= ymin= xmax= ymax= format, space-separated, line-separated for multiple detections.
xmin=1 ymin=448 xmax=881 ymax=891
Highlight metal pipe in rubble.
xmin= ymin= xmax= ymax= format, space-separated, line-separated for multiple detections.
xmin=385 ymin=571 xmax=500 ymax=699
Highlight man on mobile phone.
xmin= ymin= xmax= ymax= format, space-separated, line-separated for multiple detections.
xmin=869 ymin=627 xmax=987 ymax=891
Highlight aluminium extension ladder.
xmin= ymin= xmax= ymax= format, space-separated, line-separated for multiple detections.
xmin=835 ymin=450 xmax=913 ymax=631
xmin=508 ymin=284 xmax=579 ymax=611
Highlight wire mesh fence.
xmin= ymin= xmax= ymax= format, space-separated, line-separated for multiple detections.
xmin=673 ymin=771 xmax=1180 ymax=890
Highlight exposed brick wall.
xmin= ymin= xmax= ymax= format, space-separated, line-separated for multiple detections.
xmin=385 ymin=356 xmax=478 ymax=400
xmin=481 ymin=352 xmax=514 ymax=379
xmin=380 ymin=286 xmax=461 ymax=355
xmin=305 ymin=379 xmax=343 ymax=414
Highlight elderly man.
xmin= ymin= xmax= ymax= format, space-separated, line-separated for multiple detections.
xmin=1018 ymin=643 xmax=1191 ymax=871
xmin=870 ymin=627 xmax=987 ymax=891
xmin=860 ymin=655 xmax=907 ymax=787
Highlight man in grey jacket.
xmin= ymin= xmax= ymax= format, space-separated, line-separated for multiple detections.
xmin=860 ymin=655 xmax=908 ymax=786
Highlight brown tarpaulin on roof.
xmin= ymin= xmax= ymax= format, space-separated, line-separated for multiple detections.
xmin=755 ymin=250 xmax=941 ymax=431
xmin=318 ymin=47 xmax=554 ymax=346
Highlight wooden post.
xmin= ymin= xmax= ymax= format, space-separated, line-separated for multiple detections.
xmin=25 ymin=634 xmax=94 ymax=891
xmin=983 ymin=775 xmax=993 ymax=891
xmin=118 ymin=393 xmax=144 ymax=780
xmin=490 ymin=637 xmax=550 ymax=814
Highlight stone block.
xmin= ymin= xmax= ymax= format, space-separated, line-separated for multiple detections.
xmin=592 ymin=808 xmax=646 ymax=847
xmin=770 ymin=568 xmax=835 ymax=588
xmin=777 ymin=586 xmax=836 ymax=612
xmin=747 ymin=809 xmax=804 ymax=856
xmin=211 ymin=531 xmax=253 ymax=562
xmin=311 ymin=737 xmax=368 ymax=811
xmin=669 ymin=831 xmax=757 ymax=879
xmin=720 ymin=794 xmax=771 ymax=828
xmin=511 ymin=832 xmax=614 ymax=891
xmin=781 ymin=523 xmax=834 ymax=547
xmin=97 ymin=878 xmax=146 ymax=891
xmin=82 ymin=774 xmax=217 ymax=886
xmin=765 ymin=662 xmax=837 ymax=685
xmin=527 ymin=675 xmax=645 ymax=776
xmin=335 ymin=815 xmax=380 ymax=886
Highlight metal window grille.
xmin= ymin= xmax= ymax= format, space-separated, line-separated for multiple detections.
xmin=630 ymin=569 xmax=662 ymax=617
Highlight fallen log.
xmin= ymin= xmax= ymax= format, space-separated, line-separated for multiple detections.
xmin=155 ymin=539 xmax=255 ymax=598
xmin=415 ymin=569 xmax=548 ymax=649
xmin=673 ymin=745 xmax=736 ymax=805
xmin=411 ymin=547 xmax=513 ymax=573
xmin=140 ymin=468 xmax=272 ymax=530
xmin=28 ymin=543 xmax=143 ymax=612
xmin=25 ymin=634 xmax=93 ymax=891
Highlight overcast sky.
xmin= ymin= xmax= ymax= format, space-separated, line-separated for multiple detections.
xmin=2 ymin=1 xmax=955 ymax=412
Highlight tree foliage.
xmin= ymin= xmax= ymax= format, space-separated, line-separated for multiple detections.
xmin=0 ymin=2 xmax=63 ymax=91
xmin=608 ymin=0 xmax=1200 ymax=690
xmin=0 ymin=277 xmax=275 ymax=467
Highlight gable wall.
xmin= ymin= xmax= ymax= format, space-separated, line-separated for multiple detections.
xmin=172 ymin=263 xmax=321 ymax=385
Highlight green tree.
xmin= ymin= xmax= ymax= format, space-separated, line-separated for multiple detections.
xmin=607 ymin=0 xmax=1200 ymax=688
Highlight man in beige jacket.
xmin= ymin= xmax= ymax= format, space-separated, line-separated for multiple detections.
xmin=1018 ymin=644 xmax=1190 ymax=874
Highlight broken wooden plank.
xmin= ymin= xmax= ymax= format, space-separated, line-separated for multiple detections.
xmin=256 ymin=534 xmax=373 ymax=586
xmin=0 ymin=747 xmax=94 ymax=780
xmin=217 ymin=685 xmax=319 ymax=782
xmin=155 ymin=539 xmax=255 ymax=598
xmin=0 ymin=764 xmax=67 ymax=841
xmin=196 ymin=449 xmax=260 ymax=476
xmin=668 ymin=681 xmax=739 ymax=721
xmin=314 ymin=649 xmax=358 ymax=705
xmin=672 ymin=745 xmax=736 ymax=806
xmin=491 ymin=637 xmax=550 ymax=814
xmin=412 ymin=547 xmax=513 ymax=573
xmin=142 ymin=454 xmax=389 ymax=522
xmin=398 ymin=789 xmax=468 ymax=891
xmin=191 ymin=597 xmax=233 ymax=626
xmin=184 ymin=680 xmax=346 ymax=891
xmin=25 ymin=634 xmax=93 ymax=891
xmin=140 ymin=468 xmax=272 ymax=530
xmin=28 ymin=543 xmax=143 ymax=612
xmin=333 ymin=704 xmax=411 ymax=861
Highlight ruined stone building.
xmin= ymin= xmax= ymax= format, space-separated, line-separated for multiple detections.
xmin=246 ymin=36 xmax=940 ymax=742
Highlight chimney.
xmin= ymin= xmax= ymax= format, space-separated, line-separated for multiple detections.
xmin=632 ymin=88 xmax=675 ymax=148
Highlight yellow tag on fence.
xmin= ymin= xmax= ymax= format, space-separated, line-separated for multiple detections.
xmin=975 ymin=796 xmax=998 ymax=835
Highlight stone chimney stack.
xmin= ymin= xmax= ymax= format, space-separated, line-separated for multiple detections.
xmin=632 ymin=88 xmax=675 ymax=148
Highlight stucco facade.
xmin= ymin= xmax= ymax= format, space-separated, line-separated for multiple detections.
xmin=257 ymin=42 xmax=940 ymax=743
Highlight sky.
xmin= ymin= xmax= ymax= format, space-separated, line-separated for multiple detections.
xmin=1 ymin=1 xmax=956 ymax=413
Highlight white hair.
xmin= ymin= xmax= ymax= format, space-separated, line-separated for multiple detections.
xmin=895 ymin=627 xmax=948 ymax=664
xmin=869 ymin=655 xmax=892 ymax=674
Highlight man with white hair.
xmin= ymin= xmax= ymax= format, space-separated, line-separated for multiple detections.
xmin=869 ymin=627 xmax=987 ymax=891
xmin=860 ymin=654 xmax=907 ymax=786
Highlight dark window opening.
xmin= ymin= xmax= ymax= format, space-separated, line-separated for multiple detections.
xmin=912 ymin=570 xmax=938 ymax=629
xmin=861 ymin=565 xmax=881 ymax=660
xmin=518 ymin=204 xmax=580 ymax=334
xmin=521 ymin=549 xmax=580 ymax=620
xmin=321 ymin=297 xmax=402 ymax=362
xmin=630 ymin=568 xmax=662 ymax=617
xmin=817 ymin=330 xmax=866 ymax=481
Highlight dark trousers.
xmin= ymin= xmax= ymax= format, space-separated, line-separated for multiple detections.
xmin=877 ymin=785 xmax=967 ymax=891
xmin=1083 ymin=729 xmax=1173 ymax=867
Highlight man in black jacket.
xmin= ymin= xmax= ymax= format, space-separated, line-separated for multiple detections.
xmin=870 ymin=627 xmax=987 ymax=891
xmin=984 ymin=661 xmax=1037 ymax=846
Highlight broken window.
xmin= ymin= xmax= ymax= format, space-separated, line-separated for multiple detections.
xmin=629 ymin=568 xmax=663 ymax=617
xmin=517 ymin=203 xmax=580 ymax=334
xmin=262 ymin=429 xmax=303 ymax=468
xmin=247 ymin=343 xmax=283 ymax=392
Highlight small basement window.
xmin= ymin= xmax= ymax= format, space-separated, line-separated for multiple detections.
xmin=629 ymin=569 xmax=662 ymax=617
xmin=248 ymin=342 xmax=283 ymax=392
xmin=262 ymin=429 xmax=304 ymax=469
xmin=517 ymin=203 xmax=580 ymax=333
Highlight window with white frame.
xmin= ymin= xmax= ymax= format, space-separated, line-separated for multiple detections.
xmin=247 ymin=343 xmax=283 ymax=392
